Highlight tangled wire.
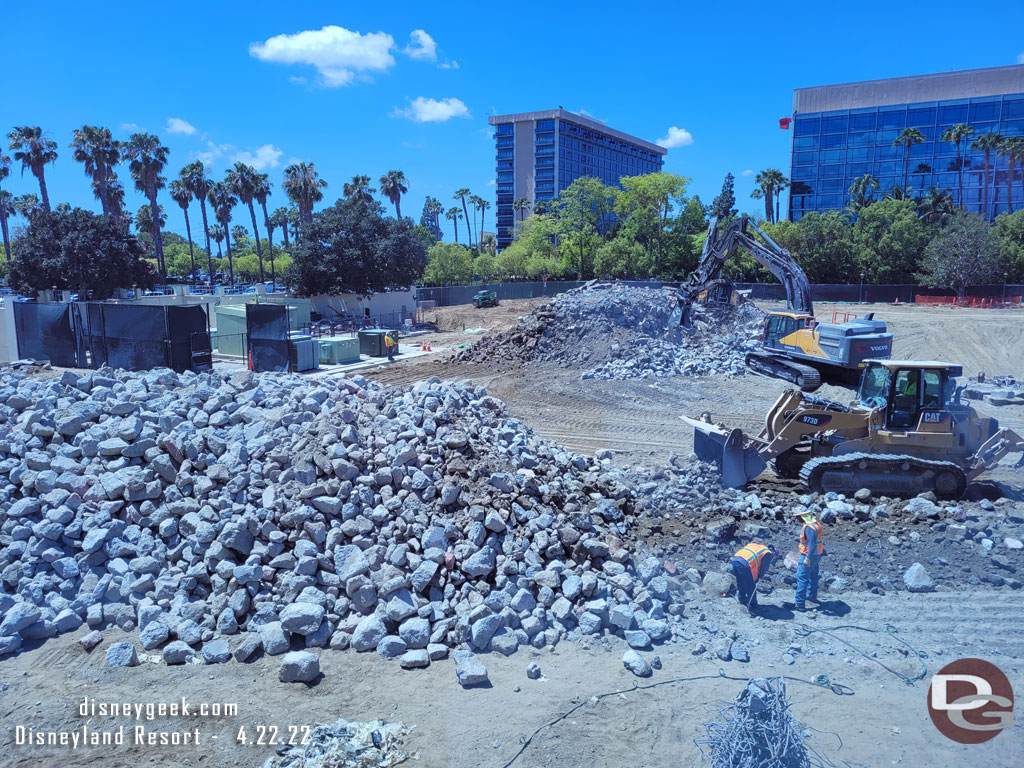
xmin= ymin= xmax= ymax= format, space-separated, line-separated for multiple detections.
xmin=696 ymin=677 xmax=816 ymax=768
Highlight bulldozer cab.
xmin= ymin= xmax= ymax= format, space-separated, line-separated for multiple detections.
xmin=858 ymin=360 xmax=963 ymax=430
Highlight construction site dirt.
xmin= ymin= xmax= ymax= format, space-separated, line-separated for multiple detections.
xmin=3 ymin=293 xmax=1023 ymax=768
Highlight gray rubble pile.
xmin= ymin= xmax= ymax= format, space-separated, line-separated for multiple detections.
xmin=0 ymin=366 xmax=694 ymax=666
xmin=455 ymin=283 xmax=764 ymax=379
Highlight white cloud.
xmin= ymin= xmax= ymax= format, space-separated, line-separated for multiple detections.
xmin=120 ymin=122 xmax=139 ymax=132
xmin=250 ymin=25 xmax=396 ymax=87
xmin=166 ymin=117 xmax=197 ymax=135
xmin=195 ymin=141 xmax=230 ymax=166
xmin=231 ymin=144 xmax=284 ymax=170
xmin=741 ymin=169 xmax=754 ymax=176
xmin=439 ymin=60 xmax=459 ymax=69
xmin=403 ymin=29 xmax=437 ymax=61
xmin=487 ymin=179 xmax=496 ymax=186
xmin=392 ymin=97 xmax=471 ymax=123
xmin=1018 ymin=52 xmax=1024 ymax=64
xmin=656 ymin=126 xmax=694 ymax=148
xmin=289 ymin=75 xmax=307 ymax=84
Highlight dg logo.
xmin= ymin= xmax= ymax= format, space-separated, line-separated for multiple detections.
xmin=928 ymin=658 xmax=1014 ymax=744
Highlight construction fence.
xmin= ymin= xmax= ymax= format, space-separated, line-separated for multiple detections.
xmin=417 ymin=281 xmax=1024 ymax=308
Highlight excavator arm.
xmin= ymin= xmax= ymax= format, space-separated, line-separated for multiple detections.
xmin=678 ymin=214 xmax=814 ymax=326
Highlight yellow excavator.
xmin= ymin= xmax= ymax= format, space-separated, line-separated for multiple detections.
xmin=684 ymin=359 xmax=1024 ymax=498
xmin=678 ymin=215 xmax=892 ymax=391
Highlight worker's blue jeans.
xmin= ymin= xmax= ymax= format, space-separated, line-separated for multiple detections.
xmin=795 ymin=555 xmax=820 ymax=607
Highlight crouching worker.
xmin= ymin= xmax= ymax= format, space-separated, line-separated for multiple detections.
xmin=730 ymin=542 xmax=774 ymax=616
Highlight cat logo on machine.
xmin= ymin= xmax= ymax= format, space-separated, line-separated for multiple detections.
xmin=923 ymin=411 xmax=948 ymax=424
xmin=799 ymin=414 xmax=832 ymax=427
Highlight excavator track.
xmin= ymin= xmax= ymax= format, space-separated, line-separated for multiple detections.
xmin=800 ymin=452 xmax=968 ymax=499
xmin=745 ymin=352 xmax=822 ymax=392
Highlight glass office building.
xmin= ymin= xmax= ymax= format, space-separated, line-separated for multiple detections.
xmin=789 ymin=65 xmax=1024 ymax=222
xmin=488 ymin=109 xmax=667 ymax=249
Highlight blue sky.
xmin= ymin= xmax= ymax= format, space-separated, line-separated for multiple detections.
xmin=3 ymin=0 xmax=1023 ymax=243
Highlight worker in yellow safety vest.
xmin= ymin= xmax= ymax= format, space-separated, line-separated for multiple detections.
xmin=793 ymin=510 xmax=824 ymax=611
xmin=729 ymin=542 xmax=775 ymax=615
xmin=384 ymin=331 xmax=397 ymax=362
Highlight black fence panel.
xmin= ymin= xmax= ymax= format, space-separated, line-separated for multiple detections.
xmin=246 ymin=303 xmax=290 ymax=372
xmin=12 ymin=302 xmax=78 ymax=366
xmin=166 ymin=305 xmax=209 ymax=373
xmin=97 ymin=305 xmax=168 ymax=370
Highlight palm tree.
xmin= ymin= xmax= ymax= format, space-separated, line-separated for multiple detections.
xmin=512 ymin=197 xmax=531 ymax=222
xmin=168 ymin=179 xmax=197 ymax=283
xmin=0 ymin=154 xmax=11 ymax=261
xmin=970 ymin=132 xmax=1002 ymax=219
xmin=124 ymin=133 xmax=170 ymax=279
xmin=846 ymin=174 xmax=880 ymax=214
xmin=468 ymin=195 xmax=484 ymax=247
xmin=768 ymin=170 xmax=789 ymax=224
xmin=1000 ymin=136 xmax=1024 ymax=214
xmin=135 ymin=204 xmax=167 ymax=266
xmin=282 ymin=162 xmax=327 ymax=224
xmin=210 ymin=226 xmax=224 ymax=259
xmin=70 ymin=125 xmax=122 ymax=216
xmin=892 ymin=127 xmax=926 ymax=194
xmin=917 ymin=187 xmax=955 ymax=226
xmin=427 ymin=197 xmax=444 ymax=233
xmin=453 ymin=188 xmax=473 ymax=246
xmin=478 ymin=198 xmax=491 ymax=241
xmin=343 ymin=174 xmax=376 ymax=204
xmin=940 ymin=123 xmax=974 ymax=209
xmin=180 ymin=161 xmax=214 ymax=280
xmin=270 ymin=206 xmax=290 ymax=248
xmin=13 ymin=193 xmax=40 ymax=218
xmin=207 ymin=180 xmax=238 ymax=285
xmin=226 ymin=162 xmax=266 ymax=281
xmin=7 ymin=126 xmax=58 ymax=212
xmin=287 ymin=206 xmax=301 ymax=242
xmin=750 ymin=187 xmax=768 ymax=221
xmin=378 ymin=170 xmax=408 ymax=218
xmin=253 ymin=173 xmax=275 ymax=286
xmin=0 ymin=190 xmax=13 ymax=263
xmin=445 ymin=206 xmax=463 ymax=243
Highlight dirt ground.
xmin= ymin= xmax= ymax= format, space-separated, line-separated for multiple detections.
xmin=4 ymin=296 xmax=1024 ymax=767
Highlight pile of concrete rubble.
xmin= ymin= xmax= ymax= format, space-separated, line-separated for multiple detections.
xmin=0 ymin=366 xmax=707 ymax=670
xmin=455 ymin=283 xmax=764 ymax=380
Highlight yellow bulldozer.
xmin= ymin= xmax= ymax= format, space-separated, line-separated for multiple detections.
xmin=684 ymin=359 xmax=1024 ymax=499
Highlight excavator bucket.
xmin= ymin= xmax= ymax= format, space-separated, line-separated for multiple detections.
xmin=682 ymin=415 xmax=767 ymax=488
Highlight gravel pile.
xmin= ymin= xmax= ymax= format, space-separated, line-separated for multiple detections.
xmin=455 ymin=283 xmax=764 ymax=380
xmin=0 ymin=366 xmax=710 ymax=669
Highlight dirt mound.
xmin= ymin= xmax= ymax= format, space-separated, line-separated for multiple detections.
xmin=455 ymin=283 xmax=764 ymax=379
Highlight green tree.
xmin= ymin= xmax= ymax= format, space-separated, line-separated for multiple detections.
xmin=207 ymin=180 xmax=238 ymax=284
xmin=940 ymin=123 xmax=974 ymax=209
xmin=846 ymin=174 xmax=880 ymax=215
xmin=180 ymin=161 xmax=214 ymax=279
xmin=7 ymin=207 xmax=152 ymax=297
xmin=7 ymin=126 xmax=58 ymax=212
xmin=616 ymin=172 xmax=689 ymax=272
xmin=676 ymin=196 xmax=708 ymax=235
xmin=710 ymin=172 xmax=737 ymax=220
xmin=253 ymin=173 xmax=275 ymax=285
xmin=14 ymin=193 xmax=40 ymax=218
xmin=892 ymin=127 xmax=926 ymax=193
xmin=445 ymin=206 xmax=463 ymax=243
xmin=422 ymin=241 xmax=474 ymax=285
xmin=379 ymin=170 xmax=408 ymax=219
xmin=556 ymin=177 xmax=613 ymax=279
xmin=282 ymin=162 xmax=327 ymax=223
xmin=468 ymin=194 xmax=486 ymax=248
xmin=473 ymin=253 xmax=497 ymax=282
xmin=852 ymin=199 xmax=931 ymax=283
xmin=917 ymin=209 xmax=1002 ymax=299
xmin=992 ymin=209 xmax=1024 ymax=281
xmin=792 ymin=211 xmax=857 ymax=283
xmin=753 ymin=169 xmax=788 ymax=224
xmin=270 ymin=206 xmax=291 ymax=248
xmin=70 ymin=125 xmax=123 ymax=217
xmin=478 ymin=198 xmax=491 ymax=243
xmin=419 ymin=196 xmax=442 ymax=240
xmin=594 ymin=236 xmax=647 ymax=278
xmin=970 ymin=132 xmax=1003 ymax=219
xmin=285 ymin=197 xmax=427 ymax=295
xmin=210 ymin=226 xmax=224 ymax=259
xmin=167 ymin=178 xmax=196 ymax=283
xmin=343 ymin=174 xmax=376 ymax=204
xmin=512 ymin=197 xmax=531 ymax=222
xmin=124 ymin=132 xmax=169 ymax=278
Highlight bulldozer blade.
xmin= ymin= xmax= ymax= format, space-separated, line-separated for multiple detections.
xmin=682 ymin=416 xmax=767 ymax=488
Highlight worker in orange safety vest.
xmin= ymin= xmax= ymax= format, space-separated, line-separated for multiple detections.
xmin=730 ymin=542 xmax=775 ymax=615
xmin=384 ymin=331 xmax=397 ymax=362
xmin=793 ymin=510 xmax=824 ymax=611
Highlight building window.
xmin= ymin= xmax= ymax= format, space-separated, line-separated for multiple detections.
xmin=496 ymin=123 xmax=513 ymax=136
